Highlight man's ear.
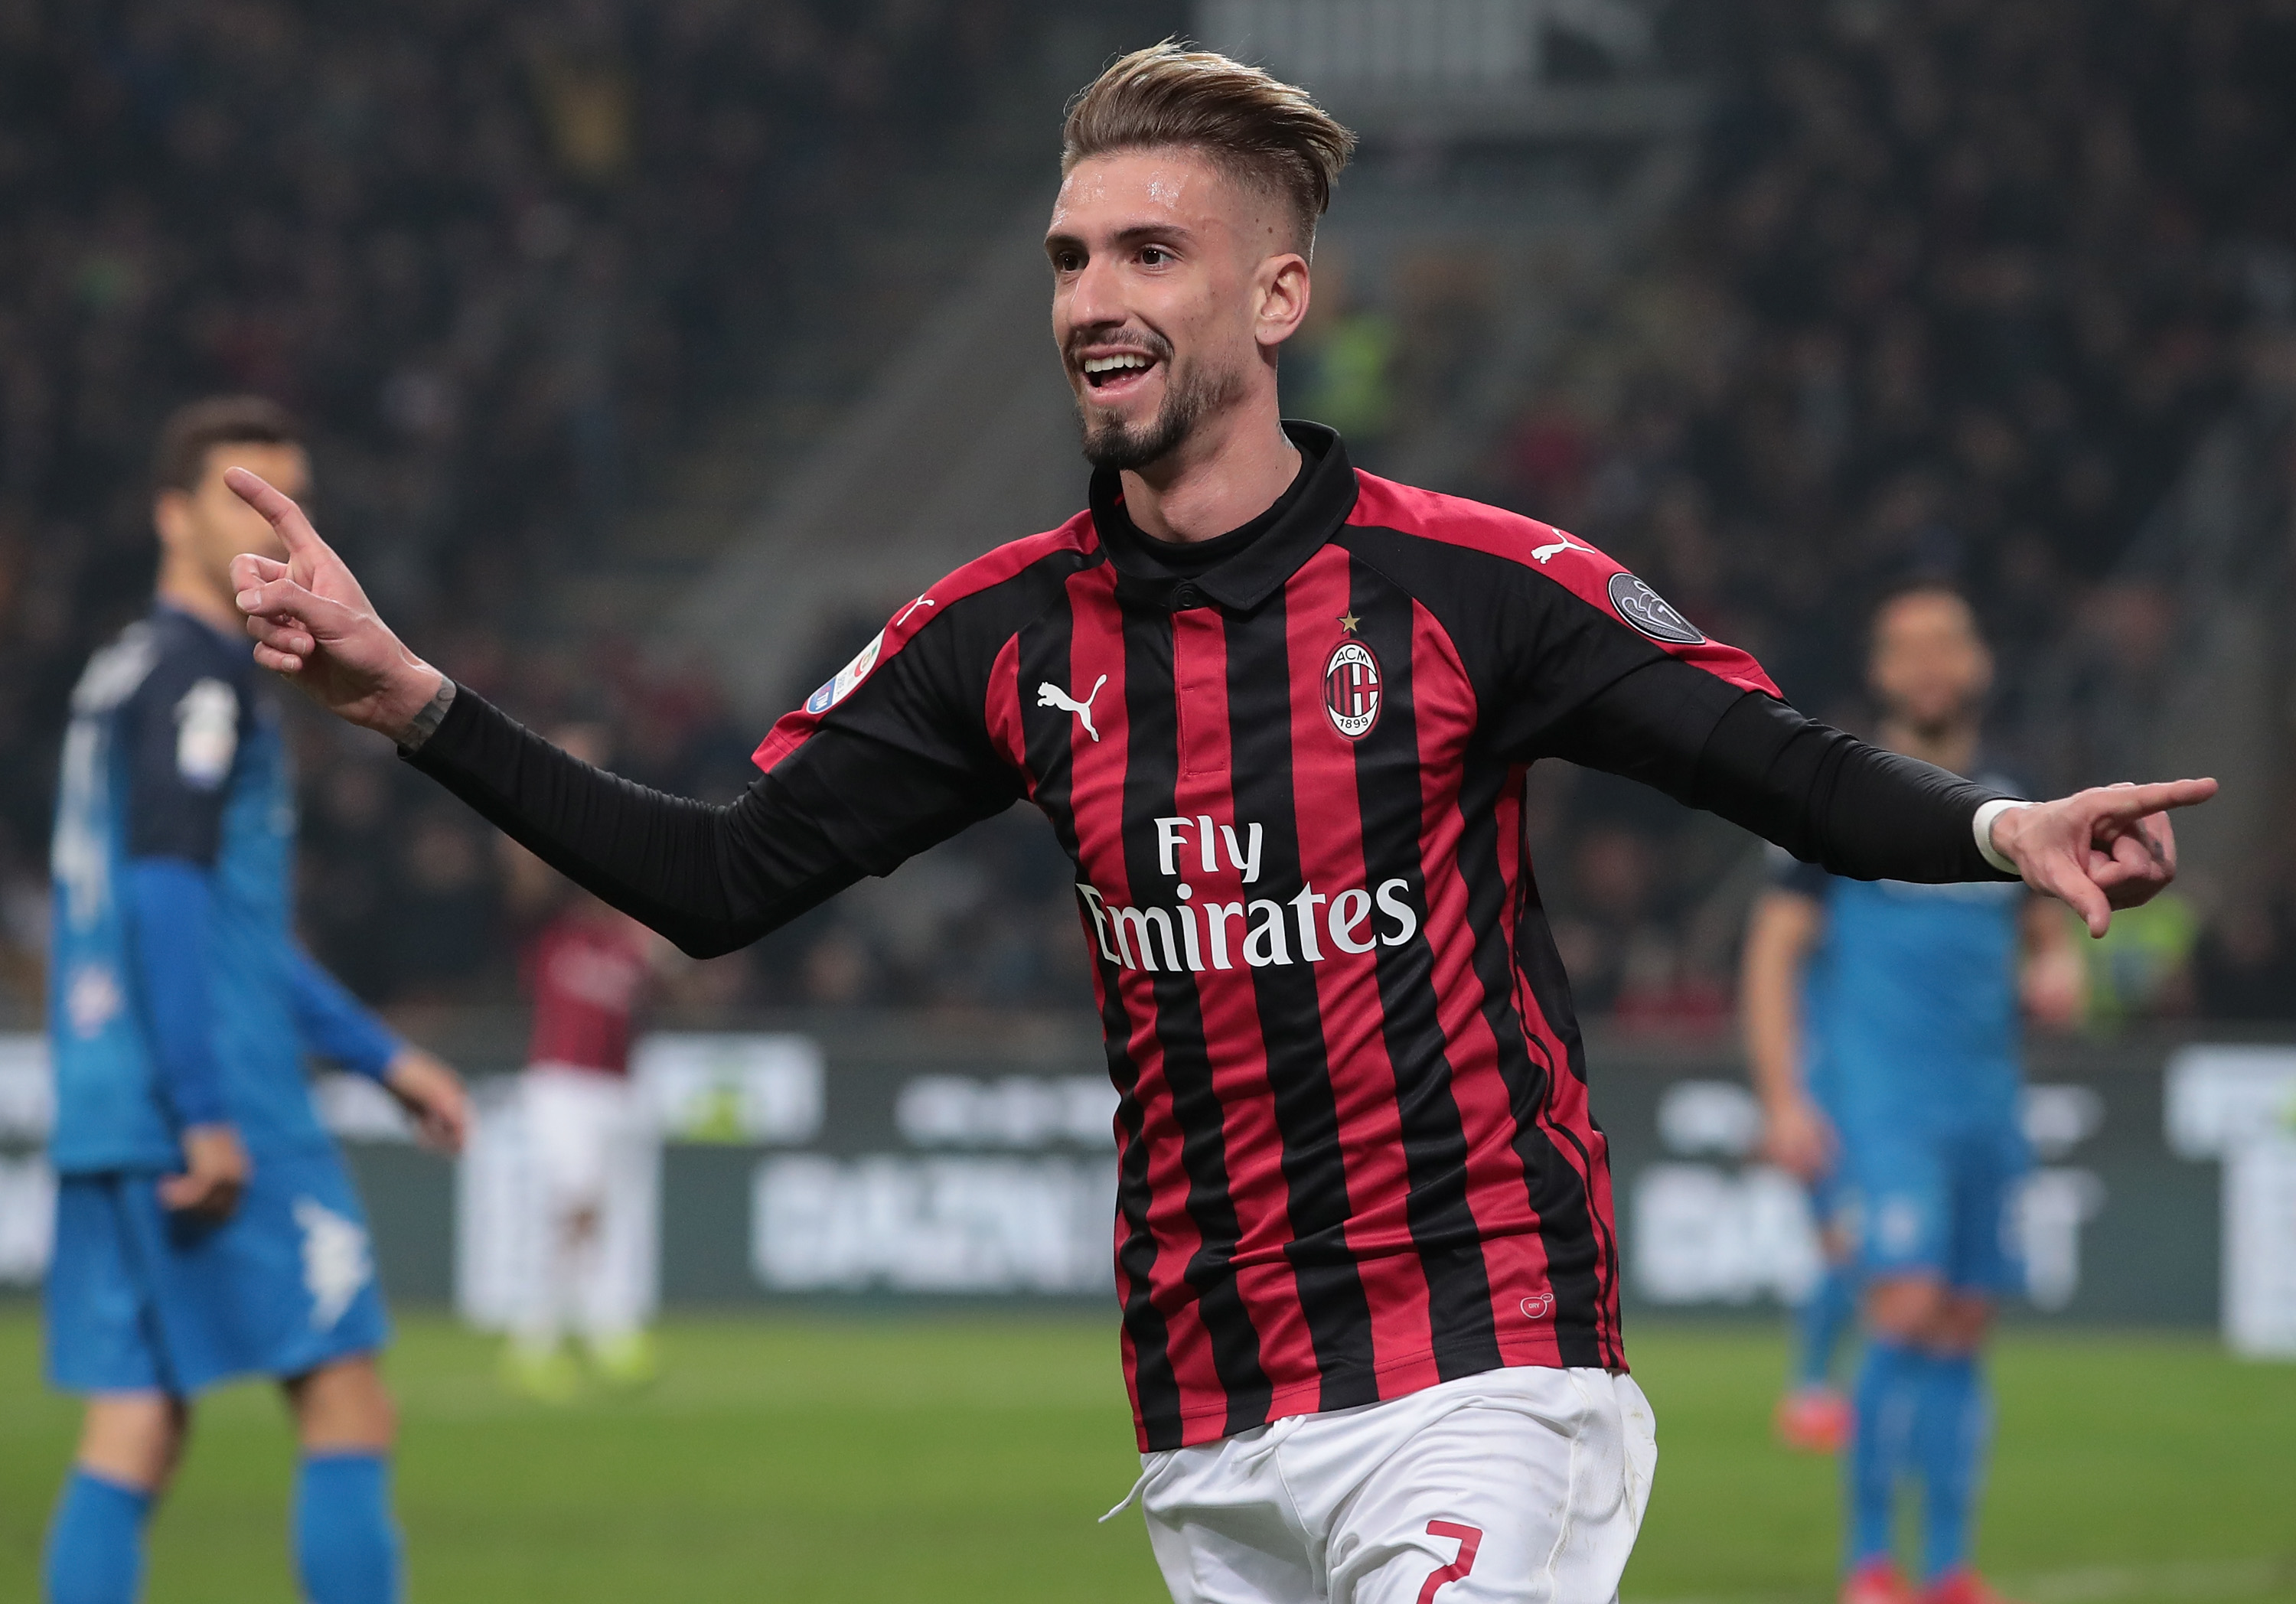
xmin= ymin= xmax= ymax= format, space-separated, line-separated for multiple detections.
xmin=152 ymin=488 xmax=194 ymax=551
xmin=1255 ymin=254 xmax=1312 ymax=350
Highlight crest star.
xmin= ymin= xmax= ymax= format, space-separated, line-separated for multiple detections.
xmin=1337 ymin=611 xmax=1362 ymax=634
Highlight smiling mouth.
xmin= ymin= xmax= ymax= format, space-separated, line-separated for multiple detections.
xmin=1079 ymin=351 xmax=1159 ymax=391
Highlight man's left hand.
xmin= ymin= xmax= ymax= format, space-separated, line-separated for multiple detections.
xmin=383 ymin=1047 xmax=471 ymax=1153
xmin=1990 ymin=778 xmax=2219 ymax=937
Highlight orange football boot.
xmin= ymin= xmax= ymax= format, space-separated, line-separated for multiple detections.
xmin=1841 ymin=1558 xmax=1916 ymax=1604
xmin=1776 ymin=1385 xmax=1852 ymax=1453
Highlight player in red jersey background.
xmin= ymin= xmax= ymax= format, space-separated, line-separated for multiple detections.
xmin=499 ymin=725 xmax=674 ymax=1399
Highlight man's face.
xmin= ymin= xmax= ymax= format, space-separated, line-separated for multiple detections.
xmin=1046 ymin=147 xmax=1304 ymax=471
xmin=156 ymin=442 xmax=309 ymax=599
xmin=1869 ymin=590 xmax=1991 ymax=731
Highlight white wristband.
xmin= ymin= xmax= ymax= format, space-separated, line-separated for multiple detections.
xmin=1972 ymin=798 xmax=2030 ymax=876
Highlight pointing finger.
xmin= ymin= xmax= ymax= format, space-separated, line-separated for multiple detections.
xmin=2087 ymin=778 xmax=2218 ymax=820
xmin=223 ymin=466 xmax=326 ymax=556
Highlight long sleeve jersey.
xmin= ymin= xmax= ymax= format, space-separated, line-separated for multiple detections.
xmin=409 ymin=423 xmax=2012 ymax=1449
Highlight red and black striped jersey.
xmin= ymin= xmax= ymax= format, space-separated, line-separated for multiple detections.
xmin=412 ymin=425 xmax=2012 ymax=1452
xmin=745 ymin=426 xmax=1791 ymax=1447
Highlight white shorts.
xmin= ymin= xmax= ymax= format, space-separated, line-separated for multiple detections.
xmin=1129 ymin=1367 xmax=1655 ymax=1604
xmin=523 ymin=1064 xmax=641 ymax=1214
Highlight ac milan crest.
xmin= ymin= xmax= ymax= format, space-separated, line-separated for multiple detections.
xmin=1324 ymin=639 xmax=1382 ymax=739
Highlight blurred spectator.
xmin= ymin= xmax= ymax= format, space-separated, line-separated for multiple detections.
xmin=3 ymin=1 xmax=2292 ymax=1028
xmin=1482 ymin=0 xmax=2296 ymax=1027
xmin=0 ymin=0 xmax=1031 ymax=1012
xmin=2192 ymin=873 xmax=2296 ymax=1022
xmin=2077 ymin=895 xmax=2200 ymax=1030
xmin=1283 ymin=259 xmax=1399 ymax=456
xmin=1549 ymin=822 xmax=1663 ymax=1018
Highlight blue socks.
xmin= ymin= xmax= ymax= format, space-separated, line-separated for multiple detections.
xmin=44 ymin=1469 xmax=152 ymax=1604
xmin=1913 ymin=1353 xmax=1988 ymax=1581
xmin=1847 ymin=1337 xmax=1923 ymax=1567
xmin=1792 ymin=1259 xmax=1857 ymax=1390
xmin=44 ymin=1452 xmax=401 ymax=1604
xmin=1847 ymin=1342 xmax=1991 ymax=1580
xmin=293 ymin=1452 xmax=403 ymax=1604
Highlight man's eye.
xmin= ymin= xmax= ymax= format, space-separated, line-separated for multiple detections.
xmin=1140 ymin=246 xmax=1172 ymax=266
xmin=1052 ymin=251 xmax=1082 ymax=272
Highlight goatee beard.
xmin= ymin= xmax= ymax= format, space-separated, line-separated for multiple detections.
xmin=1079 ymin=356 xmax=1245 ymax=472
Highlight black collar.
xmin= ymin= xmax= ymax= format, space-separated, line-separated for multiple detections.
xmin=1088 ymin=422 xmax=1359 ymax=613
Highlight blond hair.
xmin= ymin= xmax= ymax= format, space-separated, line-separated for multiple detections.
xmin=1062 ymin=41 xmax=1356 ymax=255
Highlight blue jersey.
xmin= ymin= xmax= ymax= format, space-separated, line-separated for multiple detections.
xmin=1790 ymin=877 xmax=1840 ymax=1120
xmin=47 ymin=607 xmax=334 ymax=1171
xmin=1770 ymin=782 xmax=2027 ymax=1136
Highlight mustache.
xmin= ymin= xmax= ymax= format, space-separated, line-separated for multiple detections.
xmin=1065 ymin=327 xmax=1173 ymax=370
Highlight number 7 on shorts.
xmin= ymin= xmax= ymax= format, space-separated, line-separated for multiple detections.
xmin=1416 ymin=1520 xmax=1482 ymax=1603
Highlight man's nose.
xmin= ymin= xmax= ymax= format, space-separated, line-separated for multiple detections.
xmin=1064 ymin=254 xmax=1128 ymax=336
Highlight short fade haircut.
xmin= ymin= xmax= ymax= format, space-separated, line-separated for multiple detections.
xmin=152 ymin=394 xmax=301 ymax=495
xmin=1062 ymin=41 xmax=1356 ymax=257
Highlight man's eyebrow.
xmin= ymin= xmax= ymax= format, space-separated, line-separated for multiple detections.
xmin=1110 ymin=221 xmax=1195 ymax=248
xmin=1043 ymin=220 xmax=1199 ymax=256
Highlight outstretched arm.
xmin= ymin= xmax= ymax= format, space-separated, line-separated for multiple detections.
xmin=1554 ymin=659 xmax=2215 ymax=936
xmin=402 ymin=687 xmax=873 ymax=957
xmin=227 ymin=469 xmax=1011 ymax=957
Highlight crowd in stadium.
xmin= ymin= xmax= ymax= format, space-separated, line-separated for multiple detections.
xmin=0 ymin=0 xmax=1031 ymax=1012
xmin=2 ymin=0 xmax=2292 ymax=1024
xmin=1469 ymin=0 xmax=2296 ymax=1028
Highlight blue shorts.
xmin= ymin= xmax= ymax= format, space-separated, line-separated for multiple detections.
xmin=45 ymin=1145 xmax=390 ymax=1396
xmin=1841 ymin=1118 xmax=2029 ymax=1296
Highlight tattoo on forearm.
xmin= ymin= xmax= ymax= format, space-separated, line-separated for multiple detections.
xmin=396 ymin=678 xmax=456 ymax=754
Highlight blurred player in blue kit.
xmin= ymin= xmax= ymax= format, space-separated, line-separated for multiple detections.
xmin=1740 ymin=585 xmax=2083 ymax=1604
xmin=41 ymin=397 xmax=470 ymax=1604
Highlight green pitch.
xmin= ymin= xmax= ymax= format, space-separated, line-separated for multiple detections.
xmin=2 ymin=1312 xmax=2291 ymax=1602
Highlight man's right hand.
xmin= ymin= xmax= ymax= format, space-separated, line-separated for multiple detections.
xmin=224 ymin=468 xmax=443 ymax=742
xmin=1760 ymin=1094 xmax=1835 ymax=1182
xmin=158 ymin=1123 xmax=251 ymax=1221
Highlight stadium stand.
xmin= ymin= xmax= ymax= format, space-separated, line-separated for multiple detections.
xmin=1455 ymin=0 xmax=2296 ymax=1025
xmin=1 ymin=0 xmax=2291 ymax=1021
xmin=0 ymin=0 xmax=1056 ymax=1008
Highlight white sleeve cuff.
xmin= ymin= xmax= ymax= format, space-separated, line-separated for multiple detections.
xmin=1972 ymin=798 xmax=2030 ymax=877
